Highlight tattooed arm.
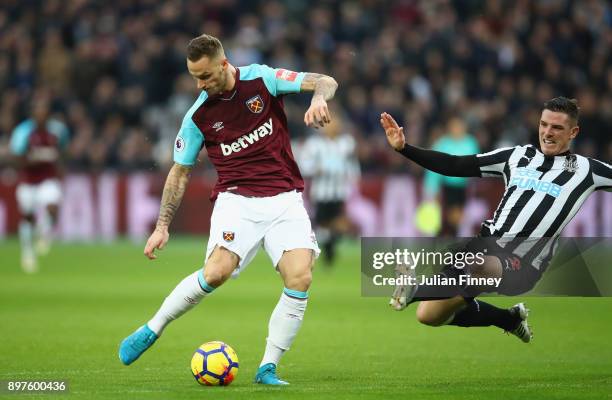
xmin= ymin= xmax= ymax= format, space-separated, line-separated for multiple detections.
xmin=301 ymin=72 xmax=338 ymax=128
xmin=144 ymin=163 xmax=192 ymax=260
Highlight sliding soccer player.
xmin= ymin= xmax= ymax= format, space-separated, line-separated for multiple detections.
xmin=381 ymin=97 xmax=611 ymax=342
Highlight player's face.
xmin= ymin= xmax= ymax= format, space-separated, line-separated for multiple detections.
xmin=538 ymin=109 xmax=579 ymax=156
xmin=31 ymin=101 xmax=50 ymax=125
xmin=187 ymin=55 xmax=228 ymax=96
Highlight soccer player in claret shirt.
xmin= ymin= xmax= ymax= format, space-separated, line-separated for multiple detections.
xmin=119 ymin=34 xmax=338 ymax=385
xmin=10 ymin=98 xmax=69 ymax=273
xmin=381 ymin=97 xmax=612 ymax=342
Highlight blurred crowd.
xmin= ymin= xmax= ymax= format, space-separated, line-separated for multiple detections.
xmin=0 ymin=0 xmax=610 ymax=174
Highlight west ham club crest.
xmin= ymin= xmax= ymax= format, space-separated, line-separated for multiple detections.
xmin=223 ymin=231 xmax=235 ymax=242
xmin=246 ymin=95 xmax=264 ymax=114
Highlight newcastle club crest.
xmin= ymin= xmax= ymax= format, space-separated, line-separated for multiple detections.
xmin=246 ymin=95 xmax=264 ymax=114
xmin=563 ymin=155 xmax=578 ymax=173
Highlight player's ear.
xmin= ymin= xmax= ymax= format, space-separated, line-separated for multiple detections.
xmin=570 ymin=125 xmax=579 ymax=139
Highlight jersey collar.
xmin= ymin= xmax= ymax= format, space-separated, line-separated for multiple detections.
xmin=535 ymin=145 xmax=572 ymax=159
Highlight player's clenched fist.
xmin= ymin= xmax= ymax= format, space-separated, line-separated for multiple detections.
xmin=380 ymin=112 xmax=406 ymax=151
xmin=304 ymin=96 xmax=331 ymax=129
xmin=144 ymin=227 xmax=169 ymax=260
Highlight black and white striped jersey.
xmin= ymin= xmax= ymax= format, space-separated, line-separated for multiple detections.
xmin=476 ymin=145 xmax=612 ymax=269
xmin=299 ymin=133 xmax=361 ymax=202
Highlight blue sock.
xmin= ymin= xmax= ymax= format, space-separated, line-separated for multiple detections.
xmin=283 ymin=287 xmax=308 ymax=299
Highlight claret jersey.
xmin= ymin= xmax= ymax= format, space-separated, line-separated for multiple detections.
xmin=174 ymin=64 xmax=306 ymax=200
xmin=10 ymin=119 xmax=69 ymax=184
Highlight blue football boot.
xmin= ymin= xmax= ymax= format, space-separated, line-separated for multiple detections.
xmin=119 ymin=325 xmax=158 ymax=365
xmin=254 ymin=363 xmax=289 ymax=385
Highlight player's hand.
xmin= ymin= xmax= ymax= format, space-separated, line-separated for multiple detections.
xmin=380 ymin=112 xmax=406 ymax=151
xmin=144 ymin=226 xmax=169 ymax=260
xmin=304 ymin=95 xmax=331 ymax=129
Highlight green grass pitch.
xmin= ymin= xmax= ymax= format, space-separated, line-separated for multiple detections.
xmin=1 ymin=238 xmax=611 ymax=399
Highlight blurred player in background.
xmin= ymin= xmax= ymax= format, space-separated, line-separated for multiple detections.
xmin=423 ymin=116 xmax=479 ymax=236
xmin=9 ymin=98 xmax=69 ymax=273
xmin=382 ymin=97 xmax=612 ymax=342
xmin=119 ymin=34 xmax=338 ymax=385
xmin=299 ymin=111 xmax=360 ymax=265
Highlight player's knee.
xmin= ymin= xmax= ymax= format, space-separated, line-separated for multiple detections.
xmin=203 ymin=267 xmax=230 ymax=287
xmin=204 ymin=246 xmax=239 ymax=286
xmin=284 ymin=268 xmax=312 ymax=292
xmin=416 ymin=306 xmax=444 ymax=327
xmin=470 ymin=256 xmax=502 ymax=279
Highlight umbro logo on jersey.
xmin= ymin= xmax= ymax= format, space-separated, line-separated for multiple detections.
xmin=220 ymin=118 xmax=273 ymax=156
xmin=213 ymin=121 xmax=224 ymax=132
xmin=310 ymin=230 xmax=318 ymax=245
xmin=246 ymin=95 xmax=264 ymax=113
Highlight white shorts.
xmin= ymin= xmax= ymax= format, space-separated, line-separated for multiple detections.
xmin=16 ymin=179 xmax=62 ymax=214
xmin=205 ymin=190 xmax=320 ymax=276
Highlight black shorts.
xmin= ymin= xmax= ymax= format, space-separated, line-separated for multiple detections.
xmin=494 ymin=252 xmax=543 ymax=295
xmin=462 ymin=238 xmax=543 ymax=297
xmin=314 ymin=201 xmax=344 ymax=225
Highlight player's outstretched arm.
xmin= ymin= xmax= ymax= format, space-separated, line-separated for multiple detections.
xmin=144 ymin=163 xmax=192 ymax=260
xmin=380 ymin=112 xmax=481 ymax=178
xmin=300 ymin=72 xmax=338 ymax=129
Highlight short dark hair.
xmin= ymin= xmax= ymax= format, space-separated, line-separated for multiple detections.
xmin=543 ymin=97 xmax=580 ymax=124
xmin=186 ymin=34 xmax=224 ymax=62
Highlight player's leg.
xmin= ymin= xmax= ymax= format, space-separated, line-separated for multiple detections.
xmin=119 ymin=246 xmax=240 ymax=365
xmin=392 ymin=253 xmax=502 ymax=309
xmin=415 ymin=297 xmax=531 ymax=342
xmin=313 ymin=201 xmax=333 ymax=264
xmin=416 ymin=296 xmax=515 ymax=328
xmin=325 ymin=201 xmax=348 ymax=265
xmin=448 ymin=254 xmax=533 ymax=342
xmin=447 ymin=300 xmax=532 ymax=342
xmin=35 ymin=180 xmax=62 ymax=255
xmin=16 ymin=183 xmax=37 ymax=273
xmin=256 ymin=191 xmax=319 ymax=385
xmin=120 ymin=193 xmax=259 ymax=365
xmin=19 ymin=214 xmax=36 ymax=272
xmin=415 ymin=296 xmax=467 ymax=326
xmin=147 ymin=246 xmax=239 ymax=335
xmin=414 ymin=256 xmax=532 ymax=342
xmin=256 ymin=248 xmax=314 ymax=385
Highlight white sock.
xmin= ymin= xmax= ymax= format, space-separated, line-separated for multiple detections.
xmin=147 ymin=270 xmax=214 ymax=335
xmin=37 ymin=210 xmax=53 ymax=243
xmin=19 ymin=220 xmax=34 ymax=256
xmin=260 ymin=289 xmax=308 ymax=367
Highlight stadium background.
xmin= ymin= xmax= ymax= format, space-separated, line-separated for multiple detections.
xmin=0 ymin=0 xmax=610 ymax=237
xmin=0 ymin=1 xmax=611 ymax=399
